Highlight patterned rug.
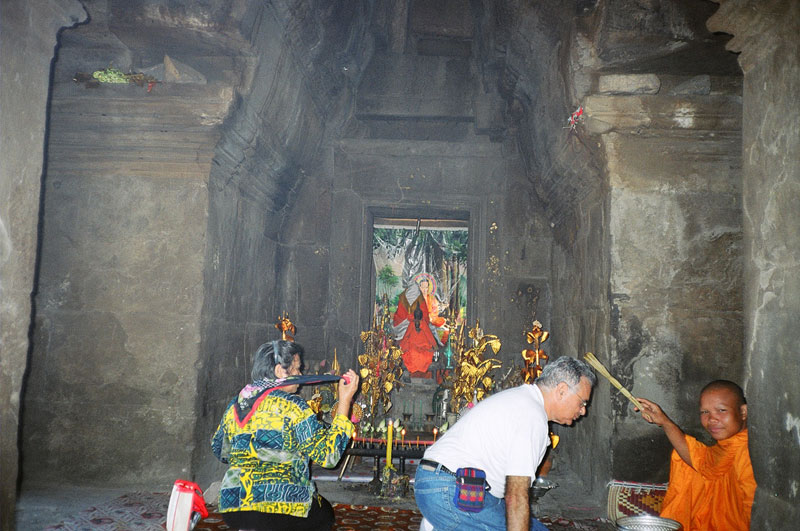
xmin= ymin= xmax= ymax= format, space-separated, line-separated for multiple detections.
xmin=606 ymin=480 xmax=667 ymax=521
xmin=44 ymin=492 xmax=616 ymax=530
xmin=332 ymin=504 xmax=422 ymax=530
xmin=196 ymin=506 xmax=613 ymax=531
xmin=539 ymin=516 xmax=616 ymax=531
xmin=180 ymin=502 xmax=425 ymax=531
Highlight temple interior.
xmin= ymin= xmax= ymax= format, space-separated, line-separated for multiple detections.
xmin=2 ymin=0 xmax=798 ymax=529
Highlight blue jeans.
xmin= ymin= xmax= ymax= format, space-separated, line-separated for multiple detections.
xmin=414 ymin=465 xmax=548 ymax=531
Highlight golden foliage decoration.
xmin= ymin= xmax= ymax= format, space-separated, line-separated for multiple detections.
xmin=521 ymin=320 xmax=549 ymax=383
xmin=357 ymin=305 xmax=405 ymax=433
xmin=447 ymin=319 xmax=503 ymax=414
xmin=275 ymin=312 xmax=297 ymax=341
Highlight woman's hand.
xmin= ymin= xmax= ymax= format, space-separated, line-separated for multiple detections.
xmin=334 ymin=369 xmax=359 ymax=420
xmin=338 ymin=369 xmax=359 ymax=405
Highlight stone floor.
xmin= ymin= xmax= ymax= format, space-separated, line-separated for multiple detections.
xmin=16 ymin=459 xmax=613 ymax=529
xmin=16 ymin=484 xmax=133 ymax=529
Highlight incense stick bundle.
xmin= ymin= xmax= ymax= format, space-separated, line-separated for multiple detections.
xmin=584 ymin=352 xmax=643 ymax=410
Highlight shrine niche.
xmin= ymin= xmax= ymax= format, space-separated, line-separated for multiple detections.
xmin=372 ymin=218 xmax=468 ymax=380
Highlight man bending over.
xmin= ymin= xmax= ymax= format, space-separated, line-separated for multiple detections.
xmin=414 ymin=356 xmax=596 ymax=530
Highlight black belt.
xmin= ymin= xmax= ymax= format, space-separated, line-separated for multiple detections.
xmin=419 ymin=459 xmax=455 ymax=475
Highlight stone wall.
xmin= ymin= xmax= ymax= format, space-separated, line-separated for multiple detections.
xmin=192 ymin=172 xmax=283 ymax=487
xmin=708 ymin=1 xmax=800 ymax=527
xmin=8 ymin=4 xmax=797 ymax=530
xmin=585 ymin=73 xmax=744 ymax=481
xmin=190 ymin=0 xmax=372 ymax=485
xmin=550 ymin=185 xmax=613 ymax=501
xmin=324 ymin=137 xmax=552 ymax=372
xmin=549 ymin=1 xmax=745 ymax=498
xmin=0 ymin=1 xmax=86 ymax=527
xmin=18 ymin=0 xmax=371 ymax=490
xmin=23 ymin=80 xmax=233 ymax=485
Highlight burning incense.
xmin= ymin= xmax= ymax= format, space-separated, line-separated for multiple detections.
xmin=583 ymin=352 xmax=643 ymax=410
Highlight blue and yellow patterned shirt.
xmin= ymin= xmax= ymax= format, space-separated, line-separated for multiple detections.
xmin=211 ymin=388 xmax=354 ymax=517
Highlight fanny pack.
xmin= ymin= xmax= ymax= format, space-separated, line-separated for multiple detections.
xmin=453 ymin=467 xmax=489 ymax=512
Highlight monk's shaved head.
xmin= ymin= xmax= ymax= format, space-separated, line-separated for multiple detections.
xmin=701 ymin=380 xmax=746 ymax=407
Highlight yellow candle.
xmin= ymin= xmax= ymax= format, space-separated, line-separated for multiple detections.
xmin=386 ymin=420 xmax=393 ymax=466
xmin=401 ymin=428 xmax=406 ymax=448
xmin=433 ymin=427 xmax=438 ymax=443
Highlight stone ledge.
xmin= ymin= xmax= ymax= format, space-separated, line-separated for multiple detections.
xmin=356 ymin=95 xmax=474 ymax=120
xmin=583 ymin=94 xmax=742 ymax=132
xmin=51 ymin=81 xmax=235 ymax=125
xmin=335 ymin=138 xmax=503 ymax=158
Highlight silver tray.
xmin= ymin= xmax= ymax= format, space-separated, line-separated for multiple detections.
xmin=616 ymin=515 xmax=682 ymax=530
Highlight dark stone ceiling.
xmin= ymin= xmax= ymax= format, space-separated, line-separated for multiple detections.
xmin=60 ymin=0 xmax=740 ymax=225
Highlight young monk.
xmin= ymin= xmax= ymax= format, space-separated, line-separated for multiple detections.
xmin=636 ymin=380 xmax=756 ymax=531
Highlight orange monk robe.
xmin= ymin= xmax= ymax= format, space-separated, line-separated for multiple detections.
xmin=660 ymin=429 xmax=756 ymax=531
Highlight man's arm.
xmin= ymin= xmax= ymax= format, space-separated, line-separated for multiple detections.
xmin=637 ymin=398 xmax=692 ymax=466
xmin=505 ymin=475 xmax=530 ymax=531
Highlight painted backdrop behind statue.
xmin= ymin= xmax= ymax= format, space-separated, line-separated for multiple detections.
xmin=373 ymin=224 xmax=467 ymax=376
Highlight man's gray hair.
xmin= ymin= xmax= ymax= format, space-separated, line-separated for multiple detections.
xmin=535 ymin=356 xmax=596 ymax=389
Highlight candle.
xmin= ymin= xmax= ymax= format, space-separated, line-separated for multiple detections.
xmin=416 ymin=436 xmax=420 ymax=448
xmin=386 ymin=420 xmax=393 ymax=466
xmin=401 ymin=428 xmax=406 ymax=448
xmin=433 ymin=427 xmax=438 ymax=443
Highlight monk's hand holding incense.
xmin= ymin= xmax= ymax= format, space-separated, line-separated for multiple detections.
xmin=635 ymin=397 xmax=669 ymax=425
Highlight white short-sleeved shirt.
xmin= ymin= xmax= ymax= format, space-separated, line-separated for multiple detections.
xmin=423 ymin=384 xmax=550 ymax=498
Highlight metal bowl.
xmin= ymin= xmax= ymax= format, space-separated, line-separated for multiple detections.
xmin=530 ymin=476 xmax=557 ymax=501
xmin=616 ymin=515 xmax=682 ymax=530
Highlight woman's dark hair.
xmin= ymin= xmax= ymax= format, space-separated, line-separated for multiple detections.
xmin=251 ymin=340 xmax=304 ymax=381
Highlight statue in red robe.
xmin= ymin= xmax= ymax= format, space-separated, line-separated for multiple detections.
xmin=393 ymin=282 xmax=441 ymax=376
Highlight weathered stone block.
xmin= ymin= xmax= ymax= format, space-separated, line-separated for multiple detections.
xmin=609 ymin=188 xmax=742 ymax=308
xmin=585 ymin=94 xmax=742 ymax=131
xmin=409 ymin=0 xmax=474 ymax=39
xmin=334 ymin=139 xmax=504 ymax=199
xmin=474 ymin=96 xmax=506 ymax=134
xmin=598 ymin=74 xmax=661 ymax=95
xmin=604 ymin=132 xmax=741 ymax=193
xmin=668 ymin=74 xmax=712 ymax=95
xmin=38 ymin=174 xmax=207 ymax=316
xmin=286 ymin=244 xmax=330 ymax=327
xmin=23 ymin=310 xmax=201 ymax=483
xmin=357 ymin=54 xmax=473 ymax=119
